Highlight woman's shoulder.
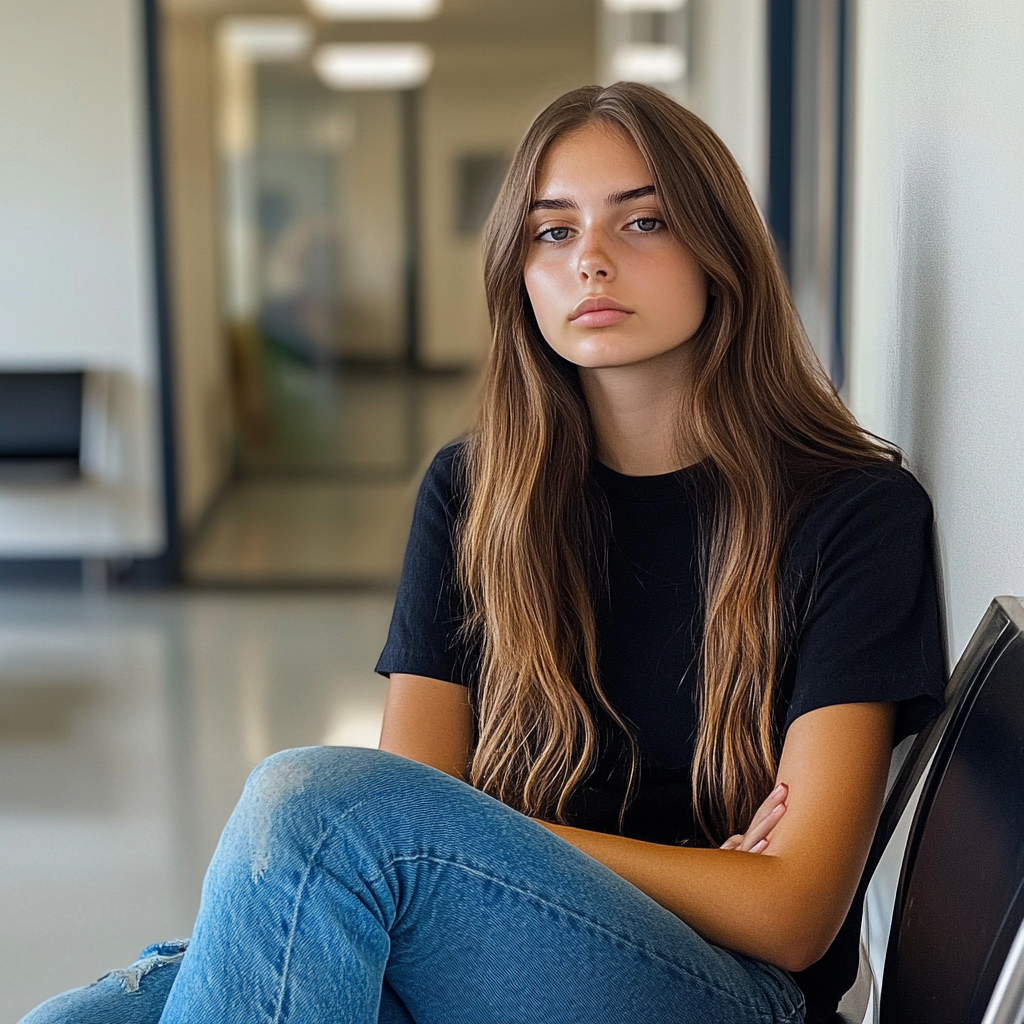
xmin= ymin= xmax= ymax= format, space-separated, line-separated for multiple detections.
xmin=422 ymin=438 xmax=468 ymax=483
xmin=780 ymin=461 xmax=946 ymax=741
xmin=796 ymin=461 xmax=933 ymax=539
xmin=416 ymin=438 xmax=470 ymax=516
xmin=782 ymin=461 xmax=935 ymax=581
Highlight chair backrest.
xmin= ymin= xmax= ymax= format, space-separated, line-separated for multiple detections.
xmin=832 ymin=596 xmax=1017 ymax=1024
xmin=981 ymin=908 xmax=1024 ymax=1024
xmin=874 ymin=595 xmax=1024 ymax=1024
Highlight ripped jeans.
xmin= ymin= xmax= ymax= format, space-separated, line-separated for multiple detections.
xmin=19 ymin=747 xmax=806 ymax=1024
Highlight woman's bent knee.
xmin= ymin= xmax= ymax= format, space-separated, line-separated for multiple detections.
xmin=243 ymin=746 xmax=450 ymax=816
xmin=227 ymin=747 xmax=438 ymax=881
xmin=241 ymin=746 xmax=420 ymax=819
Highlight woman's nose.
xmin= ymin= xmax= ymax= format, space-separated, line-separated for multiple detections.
xmin=577 ymin=232 xmax=616 ymax=282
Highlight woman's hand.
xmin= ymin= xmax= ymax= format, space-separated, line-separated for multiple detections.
xmin=719 ymin=783 xmax=788 ymax=854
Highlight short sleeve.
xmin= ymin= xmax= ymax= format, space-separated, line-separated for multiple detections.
xmin=781 ymin=466 xmax=947 ymax=743
xmin=374 ymin=442 xmax=476 ymax=687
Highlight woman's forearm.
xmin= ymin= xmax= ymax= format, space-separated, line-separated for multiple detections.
xmin=537 ymin=705 xmax=896 ymax=973
xmin=537 ymin=821 xmax=836 ymax=973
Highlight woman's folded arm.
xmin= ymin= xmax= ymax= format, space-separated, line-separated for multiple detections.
xmin=537 ymin=700 xmax=896 ymax=973
xmin=380 ymin=675 xmax=895 ymax=973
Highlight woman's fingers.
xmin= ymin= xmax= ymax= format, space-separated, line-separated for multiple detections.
xmin=721 ymin=832 xmax=772 ymax=853
xmin=742 ymin=785 xmax=787 ymax=837
xmin=737 ymin=802 xmax=785 ymax=850
xmin=749 ymin=783 xmax=788 ymax=830
xmin=719 ymin=783 xmax=788 ymax=852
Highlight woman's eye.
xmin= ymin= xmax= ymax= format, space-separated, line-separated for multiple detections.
xmin=538 ymin=226 xmax=571 ymax=242
xmin=629 ymin=217 xmax=663 ymax=233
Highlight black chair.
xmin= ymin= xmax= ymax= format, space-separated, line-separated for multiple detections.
xmin=979 ymin=908 xmax=1024 ymax=1024
xmin=833 ymin=595 xmax=1024 ymax=1024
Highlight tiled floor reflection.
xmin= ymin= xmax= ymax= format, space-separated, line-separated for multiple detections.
xmin=0 ymin=590 xmax=393 ymax=1023
xmin=185 ymin=478 xmax=412 ymax=586
xmin=186 ymin=367 xmax=478 ymax=587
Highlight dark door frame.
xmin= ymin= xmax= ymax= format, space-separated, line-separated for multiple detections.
xmin=767 ymin=0 xmax=850 ymax=393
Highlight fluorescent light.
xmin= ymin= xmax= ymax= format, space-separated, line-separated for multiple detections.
xmin=218 ymin=17 xmax=313 ymax=61
xmin=306 ymin=0 xmax=440 ymax=19
xmin=605 ymin=0 xmax=685 ymax=10
xmin=313 ymin=43 xmax=434 ymax=89
xmin=612 ymin=43 xmax=686 ymax=84
xmin=604 ymin=0 xmax=685 ymax=9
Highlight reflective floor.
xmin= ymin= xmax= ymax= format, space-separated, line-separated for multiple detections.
xmin=186 ymin=365 xmax=478 ymax=587
xmin=0 ymin=589 xmax=394 ymax=1023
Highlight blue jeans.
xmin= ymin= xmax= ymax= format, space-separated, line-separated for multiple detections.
xmin=20 ymin=747 xmax=805 ymax=1024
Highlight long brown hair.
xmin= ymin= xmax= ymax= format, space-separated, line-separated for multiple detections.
xmin=456 ymin=82 xmax=899 ymax=844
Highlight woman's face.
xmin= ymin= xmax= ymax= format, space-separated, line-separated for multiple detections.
xmin=523 ymin=123 xmax=708 ymax=371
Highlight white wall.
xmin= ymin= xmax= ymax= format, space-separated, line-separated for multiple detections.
xmin=679 ymin=0 xmax=768 ymax=209
xmin=847 ymin=0 xmax=1024 ymax=659
xmin=0 ymin=0 xmax=164 ymax=555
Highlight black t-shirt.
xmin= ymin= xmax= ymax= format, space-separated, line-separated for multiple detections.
xmin=376 ymin=440 xmax=946 ymax=1021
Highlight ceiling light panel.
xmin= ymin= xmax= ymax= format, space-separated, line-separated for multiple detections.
xmin=218 ymin=17 xmax=313 ymax=61
xmin=612 ymin=43 xmax=686 ymax=84
xmin=306 ymin=0 xmax=441 ymax=19
xmin=313 ymin=43 xmax=434 ymax=90
xmin=604 ymin=0 xmax=685 ymax=10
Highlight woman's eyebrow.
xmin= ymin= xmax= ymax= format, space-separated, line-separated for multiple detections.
xmin=529 ymin=197 xmax=577 ymax=212
xmin=608 ymin=184 xmax=657 ymax=204
xmin=528 ymin=184 xmax=657 ymax=213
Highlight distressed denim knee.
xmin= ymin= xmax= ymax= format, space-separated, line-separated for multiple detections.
xmin=17 ymin=941 xmax=188 ymax=1024
xmin=224 ymin=746 xmax=421 ymax=884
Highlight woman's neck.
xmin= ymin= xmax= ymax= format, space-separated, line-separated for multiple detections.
xmin=578 ymin=343 xmax=701 ymax=477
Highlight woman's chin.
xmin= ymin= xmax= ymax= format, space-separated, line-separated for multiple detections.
xmin=559 ymin=339 xmax=688 ymax=372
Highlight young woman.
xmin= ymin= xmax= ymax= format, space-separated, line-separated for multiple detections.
xmin=22 ymin=83 xmax=945 ymax=1024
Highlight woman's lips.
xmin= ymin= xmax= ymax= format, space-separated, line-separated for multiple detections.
xmin=570 ymin=308 xmax=632 ymax=327
xmin=569 ymin=297 xmax=633 ymax=328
